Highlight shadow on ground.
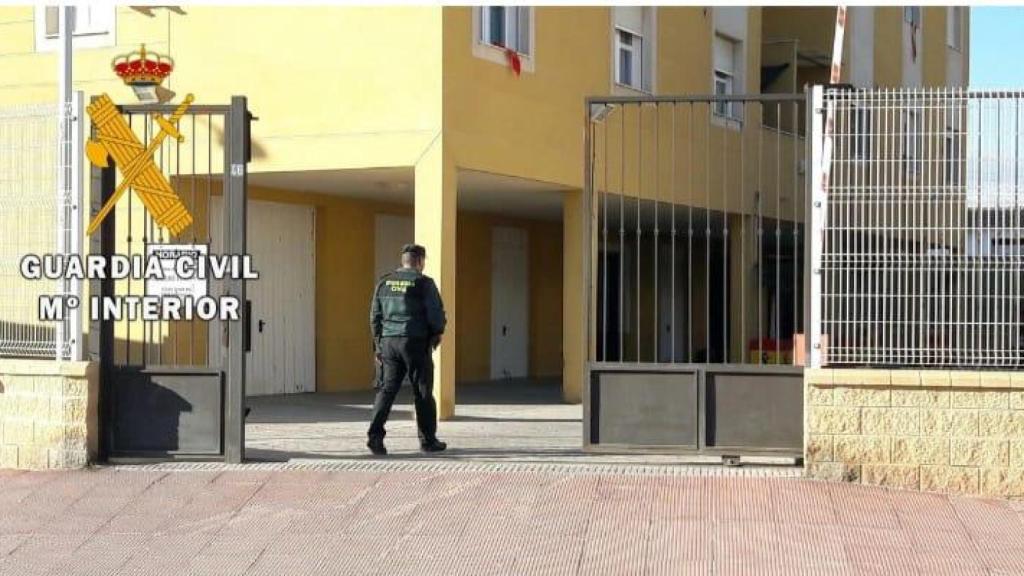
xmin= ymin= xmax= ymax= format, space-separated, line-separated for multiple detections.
xmin=243 ymin=377 xmax=798 ymax=468
xmin=245 ymin=378 xmax=596 ymax=463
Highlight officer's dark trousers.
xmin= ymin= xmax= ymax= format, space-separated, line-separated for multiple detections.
xmin=368 ymin=336 xmax=438 ymax=444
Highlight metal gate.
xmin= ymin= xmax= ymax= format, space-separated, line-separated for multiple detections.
xmin=92 ymin=96 xmax=251 ymax=462
xmin=584 ymin=93 xmax=808 ymax=459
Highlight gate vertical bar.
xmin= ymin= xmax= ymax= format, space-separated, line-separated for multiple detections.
xmin=583 ymin=99 xmax=594 ymax=442
xmin=802 ymin=87 xmax=811 ymax=362
xmin=93 ymin=155 xmax=116 ymax=461
xmin=58 ymin=91 xmax=85 ymax=361
xmin=809 ymin=86 xmax=825 ymax=367
xmin=224 ymin=96 xmax=249 ymax=463
xmin=69 ymin=92 xmax=83 ymax=361
xmin=55 ymin=6 xmax=74 ymax=361
xmin=653 ymin=103 xmax=659 ymax=362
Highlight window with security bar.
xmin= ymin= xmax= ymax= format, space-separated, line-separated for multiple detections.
xmin=814 ymin=88 xmax=1024 ymax=368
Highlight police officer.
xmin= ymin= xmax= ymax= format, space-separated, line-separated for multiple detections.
xmin=367 ymin=243 xmax=448 ymax=455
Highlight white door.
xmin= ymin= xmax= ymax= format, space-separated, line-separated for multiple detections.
xmin=375 ymin=214 xmax=414 ymax=279
xmin=210 ymin=198 xmax=316 ymax=396
xmin=490 ymin=227 xmax=529 ymax=379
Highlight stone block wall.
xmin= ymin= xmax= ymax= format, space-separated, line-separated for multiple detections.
xmin=0 ymin=360 xmax=98 ymax=470
xmin=805 ymin=369 xmax=1024 ymax=498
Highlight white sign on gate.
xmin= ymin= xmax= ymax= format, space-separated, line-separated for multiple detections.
xmin=145 ymin=244 xmax=208 ymax=300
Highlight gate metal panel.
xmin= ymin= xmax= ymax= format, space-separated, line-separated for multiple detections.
xmin=704 ymin=367 xmax=803 ymax=453
xmin=589 ymin=368 xmax=700 ymax=448
xmin=94 ymin=97 xmax=250 ymax=462
xmin=109 ymin=367 xmax=223 ymax=456
xmin=586 ymin=364 xmax=803 ymax=457
xmin=583 ymin=93 xmax=808 ymax=459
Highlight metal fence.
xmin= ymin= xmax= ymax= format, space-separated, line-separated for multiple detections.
xmin=810 ymin=87 xmax=1024 ymax=368
xmin=0 ymin=95 xmax=82 ymax=360
xmin=587 ymin=94 xmax=807 ymax=366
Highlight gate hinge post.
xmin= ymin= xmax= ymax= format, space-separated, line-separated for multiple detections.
xmin=807 ymin=85 xmax=826 ymax=369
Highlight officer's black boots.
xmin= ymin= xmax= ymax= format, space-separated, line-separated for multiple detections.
xmin=421 ymin=439 xmax=447 ymax=453
xmin=367 ymin=437 xmax=387 ymax=456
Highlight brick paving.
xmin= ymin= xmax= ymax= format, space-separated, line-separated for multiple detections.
xmin=1 ymin=466 xmax=1023 ymax=575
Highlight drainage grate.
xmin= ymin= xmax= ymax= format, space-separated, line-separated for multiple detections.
xmin=110 ymin=458 xmax=805 ymax=478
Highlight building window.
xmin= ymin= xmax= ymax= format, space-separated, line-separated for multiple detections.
xmin=612 ymin=7 xmax=654 ymax=93
xmin=713 ymin=34 xmax=741 ymax=119
xmin=616 ymin=28 xmax=643 ymax=89
xmin=904 ymin=6 xmax=921 ymax=28
xmin=35 ymin=6 xmax=115 ymax=50
xmin=713 ymin=70 xmax=732 ymax=115
xmin=947 ymin=6 xmax=963 ymax=51
xmin=479 ymin=6 xmax=531 ymax=56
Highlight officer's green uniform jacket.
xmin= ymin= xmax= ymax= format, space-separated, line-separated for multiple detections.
xmin=370 ymin=268 xmax=447 ymax=342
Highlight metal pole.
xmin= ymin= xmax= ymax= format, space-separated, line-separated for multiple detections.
xmin=653 ymin=104 xmax=659 ymax=363
xmin=224 ymin=96 xmax=249 ymax=463
xmin=58 ymin=7 xmax=72 ymax=109
xmin=55 ymin=6 xmax=74 ymax=361
xmin=809 ymin=86 xmax=826 ymax=368
xmin=67 ymin=92 xmax=83 ymax=361
xmin=803 ymin=87 xmax=813 ymax=366
xmin=670 ymin=104 xmax=676 ymax=363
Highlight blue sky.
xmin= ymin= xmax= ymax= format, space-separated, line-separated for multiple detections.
xmin=970 ymin=7 xmax=1024 ymax=89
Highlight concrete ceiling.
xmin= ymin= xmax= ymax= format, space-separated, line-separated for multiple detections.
xmin=249 ymin=167 xmax=414 ymax=204
xmin=249 ymin=167 xmax=569 ymax=221
xmin=458 ymin=170 xmax=568 ymax=221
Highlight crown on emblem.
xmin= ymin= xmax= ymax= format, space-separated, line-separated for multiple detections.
xmin=112 ymin=44 xmax=174 ymax=87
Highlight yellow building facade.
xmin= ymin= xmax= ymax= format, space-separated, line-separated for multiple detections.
xmin=0 ymin=6 xmax=969 ymax=420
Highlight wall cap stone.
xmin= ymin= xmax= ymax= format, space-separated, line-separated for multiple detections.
xmin=1012 ymin=373 xmax=1024 ymax=389
xmin=0 ymin=359 xmax=95 ymax=378
xmin=805 ymin=368 xmax=834 ymax=385
xmin=809 ymin=369 xmax=1020 ymax=391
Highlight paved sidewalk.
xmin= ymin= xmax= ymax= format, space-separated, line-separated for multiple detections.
xmin=1 ymin=465 xmax=1023 ymax=575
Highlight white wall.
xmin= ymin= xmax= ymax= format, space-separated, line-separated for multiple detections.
xmin=849 ymin=7 xmax=875 ymax=88
xmin=902 ymin=10 xmax=923 ymax=87
xmin=945 ymin=7 xmax=966 ymax=88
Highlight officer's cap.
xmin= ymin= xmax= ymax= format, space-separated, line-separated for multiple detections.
xmin=401 ymin=244 xmax=427 ymax=258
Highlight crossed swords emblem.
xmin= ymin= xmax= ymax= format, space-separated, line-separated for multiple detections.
xmin=85 ymin=93 xmax=196 ymax=237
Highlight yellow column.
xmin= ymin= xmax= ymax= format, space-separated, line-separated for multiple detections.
xmin=415 ymin=138 xmax=456 ymax=420
xmin=562 ymin=189 xmax=585 ymax=404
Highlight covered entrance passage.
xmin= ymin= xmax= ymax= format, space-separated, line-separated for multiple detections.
xmin=455 ymin=169 xmax=567 ymax=392
xmin=224 ymin=166 xmax=579 ymax=462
